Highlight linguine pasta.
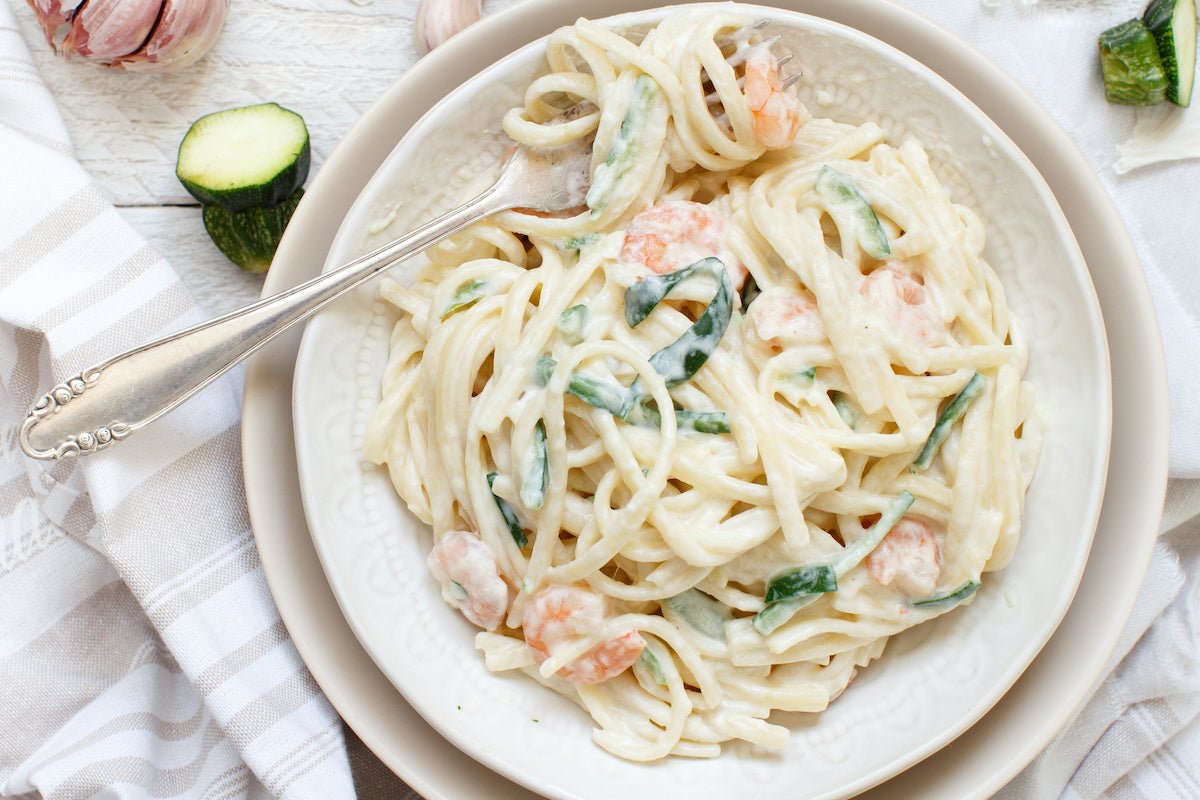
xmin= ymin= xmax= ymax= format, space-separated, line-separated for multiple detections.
xmin=364 ymin=7 xmax=1042 ymax=762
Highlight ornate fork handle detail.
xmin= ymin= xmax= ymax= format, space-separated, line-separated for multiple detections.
xmin=19 ymin=369 xmax=132 ymax=459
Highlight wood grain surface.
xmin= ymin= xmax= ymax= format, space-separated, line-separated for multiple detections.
xmin=9 ymin=0 xmax=517 ymax=314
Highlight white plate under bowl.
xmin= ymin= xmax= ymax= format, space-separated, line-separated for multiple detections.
xmin=289 ymin=5 xmax=1111 ymax=800
xmin=247 ymin=2 xmax=1165 ymax=799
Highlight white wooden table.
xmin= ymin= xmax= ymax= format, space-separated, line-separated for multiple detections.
xmin=9 ymin=0 xmax=515 ymax=317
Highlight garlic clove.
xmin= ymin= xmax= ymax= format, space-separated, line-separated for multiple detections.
xmin=117 ymin=0 xmax=230 ymax=71
xmin=26 ymin=0 xmax=87 ymax=49
xmin=26 ymin=0 xmax=226 ymax=70
xmin=62 ymin=0 xmax=164 ymax=59
xmin=414 ymin=0 xmax=483 ymax=56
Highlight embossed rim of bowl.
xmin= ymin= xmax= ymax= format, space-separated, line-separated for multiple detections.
xmin=244 ymin=2 xmax=1166 ymax=799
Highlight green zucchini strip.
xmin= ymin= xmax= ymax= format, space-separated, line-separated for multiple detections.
xmin=625 ymin=261 xmax=733 ymax=411
xmin=911 ymin=580 xmax=981 ymax=609
xmin=763 ymin=564 xmax=839 ymax=605
xmin=535 ymin=356 xmax=628 ymax=416
xmin=520 ymin=421 xmax=548 ymax=510
xmin=587 ymin=75 xmax=659 ymax=214
xmin=752 ymin=596 xmax=817 ymax=637
xmin=486 ymin=472 xmax=528 ymax=548
xmin=675 ymin=409 xmax=731 ymax=434
xmin=753 ymin=490 xmax=915 ymax=635
xmin=624 ymin=257 xmax=720 ymax=327
xmin=556 ymin=304 xmax=589 ymax=345
xmin=641 ymin=269 xmax=733 ymax=386
xmin=814 ymin=165 xmax=891 ymax=259
xmin=536 ymin=357 xmax=729 ymax=434
xmin=440 ymin=279 xmax=489 ymax=320
xmin=634 ymin=400 xmax=730 ymax=434
xmin=833 ymin=490 xmax=916 ymax=574
xmin=910 ymin=372 xmax=986 ymax=471
xmin=1099 ymin=19 xmax=1170 ymax=105
xmin=637 ymin=646 xmax=670 ymax=687
xmin=830 ymin=390 xmax=859 ymax=430
xmin=1144 ymin=0 xmax=1196 ymax=106
xmin=663 ymin=588 xmax=732 ymax=641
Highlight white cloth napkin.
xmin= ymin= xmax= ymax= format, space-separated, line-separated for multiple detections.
xmin=0 ymin=4 xmax=353 ymax=798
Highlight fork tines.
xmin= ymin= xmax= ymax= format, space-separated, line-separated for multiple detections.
xmin=706 ymin=21 xmax=801 ymax=107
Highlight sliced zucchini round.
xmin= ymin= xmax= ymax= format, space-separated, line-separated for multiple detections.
xmin=1144 ymin=0 xmax=1197 ymax=106
xmin=202 ymin=189 xmax=304 ymax=273
xmin=177 ymin=102 xmax=310 ymax=211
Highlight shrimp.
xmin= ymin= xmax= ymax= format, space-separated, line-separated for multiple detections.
xmin=745 ymin=285 xmax=826 ymax=350
xmin=865 ymin=516 xmax=942 ymax=598
xmin=859 ymin=264 xmax=945 ymax=346
xmin=522 ymin=584 xmax=646 ymax=685
xmin=620 ymin=200 xmax=748 ymax=289
xmin=743 ymin=46 xmax=806 ymax=150
xmin=427 ymin=530 xmax=510 ymax=630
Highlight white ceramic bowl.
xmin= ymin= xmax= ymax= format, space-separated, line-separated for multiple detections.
xmin=290 ymin=5 xmax=1111 ymax=799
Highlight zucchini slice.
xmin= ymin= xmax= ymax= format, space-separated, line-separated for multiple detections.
xmin=911 ymin=580 xmax=981 ymax=609
xmin=637 ymin=646 xmax=670 ymax=687
xmin=201 ymin=189 xmax=303 ymax=273
xmin=814 ymin=166 xmax=891 ymax=259
xmin=752 ymin=491 xmax=915 ymax=636
xmin=440 ymin=280 xmax=489 ymax=320
xmin=586 ymin=75 xmax=659 ymax=214
xmin=178 ymin=102 xmax=310 ymax=212
xmin=556 ymin=304 xmax=589 ymax=344
xmin=520 ymin=420 xmax=548 ymax=510
xmin=1099 ymin=19 xmax=1170 ymax=105
xmin=1145 ymin=0 xmax=1197 ymax=106
xmin=486 ymin=472 xmax=528 ymax=548
xmin=663 ymin=589 xmax=732 ymax=641
xmin=911 ymin=372 xmax=986 ymax=472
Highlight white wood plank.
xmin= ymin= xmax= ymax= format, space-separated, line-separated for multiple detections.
xmin=12 ymin=0 xmax=420 ymax=207
xmin=11 ymin=0 xmax=519 ymax=207
xmin=14 ymin=0 xmax=521 ymax=322
xmin=117 ymin=206 xmax=266 ymax=315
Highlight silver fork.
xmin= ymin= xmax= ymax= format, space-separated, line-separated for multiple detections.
xmin=19 ymin=21 xmax=794 ymax=460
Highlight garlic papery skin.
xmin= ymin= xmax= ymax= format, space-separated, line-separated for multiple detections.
xmin=27 ymin=0 xmax=85 ymax=47
xmin=414 ymin=0 xmax=483 ymax=56
xmin=122 ymin=0 xmax=230 ymax=71
xmin=62 ymin=0 xmax=162 ymax=60
xmin=26 ymin=0 xmax=229 ymax=71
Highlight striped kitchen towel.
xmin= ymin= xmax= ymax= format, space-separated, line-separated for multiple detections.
xmin=994 ymin=480 xmax=1200 ymax=800
xmin=0 ymin=4 xmax=353 ymax=797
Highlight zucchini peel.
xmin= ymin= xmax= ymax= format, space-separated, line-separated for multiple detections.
xmin=1144 ymin=0 xmax=1197 ymax=106
xmin=1099 ymin=19 xmax=1170 ymax=105
xmin=201 ymin=190 xmax=303 ymax=273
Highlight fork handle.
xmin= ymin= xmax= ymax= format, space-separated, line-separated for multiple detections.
xmin=19 ymin=186 xmax=510 ymax=461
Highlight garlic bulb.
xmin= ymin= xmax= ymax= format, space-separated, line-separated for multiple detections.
xmin=414 ymin=0 xmax=483 ymax=56
xmin=27 ymin=0 xmax=229 ymax=72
